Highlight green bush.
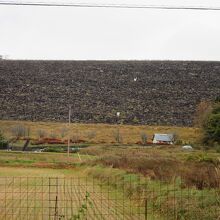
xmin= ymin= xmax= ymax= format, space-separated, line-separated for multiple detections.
xmin=43 ymin=146 xmax=66 ymax=153
xmin=0 ymin=131 xmax=8 ymax=149
xmin=215 ymin=146 xmax=220 ymax=153
xmin=0 ymin=141 xmax=8 ymax=149
xmin=202 ymin=102 xmax=220 ymax=145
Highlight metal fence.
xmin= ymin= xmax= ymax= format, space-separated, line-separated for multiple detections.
xmin=0 ymin=176 xmax=219 ymax=220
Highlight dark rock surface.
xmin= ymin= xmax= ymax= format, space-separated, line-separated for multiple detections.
xmin=0 ymin=60 xmax=219 ymax=126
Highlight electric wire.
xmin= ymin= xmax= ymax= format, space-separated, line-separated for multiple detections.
xmin=0 ymin=1 xmax=220 ymax=11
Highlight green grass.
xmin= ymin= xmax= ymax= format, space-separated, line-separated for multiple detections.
xmin=83 ymin=165 xmax=220 ymax=220
xmin=0 ymin=141 xmax=220 ymax=220
xmin=0 ymin=166 xmax=148 ymax=220
xmin=0 ymin=166 xmax=78 ymax=177
xmin=0 ymin=150 xmax=219 ymax=219
xmin=0 ymin=151 xmax=95 ymax=168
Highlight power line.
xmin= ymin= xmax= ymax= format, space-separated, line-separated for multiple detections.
xmin=0 ymin=1 xmax=220 ymax=10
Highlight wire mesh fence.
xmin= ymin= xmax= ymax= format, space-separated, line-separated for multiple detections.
xmin=0 ymin=176 xmax=219 ymax=220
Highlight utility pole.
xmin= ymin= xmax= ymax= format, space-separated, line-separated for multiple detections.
xmin=67 ymin=105 xmax=71 ymax=157
xmin=116 ymin=112 xmax=120 ymax=143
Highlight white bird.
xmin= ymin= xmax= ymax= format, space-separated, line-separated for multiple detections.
xmin=134 ymin=77 xmax=137 ymax=82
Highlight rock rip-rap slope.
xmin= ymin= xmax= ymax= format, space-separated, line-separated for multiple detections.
xmin=0 ymin=60 xmax=219 ymax=126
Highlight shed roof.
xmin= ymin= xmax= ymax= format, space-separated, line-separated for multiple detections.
xmin=153 ymin=134 xmax=174 ymax=142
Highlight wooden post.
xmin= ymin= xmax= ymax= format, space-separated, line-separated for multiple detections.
xmin=145 ymin=199 xmax=148 ymax=220
xmin=67 ymin=105 xmax=71 ymax=157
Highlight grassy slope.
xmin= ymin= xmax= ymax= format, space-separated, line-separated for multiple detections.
xmin=0 ymin=151 xmax=93 ymax=168
xmin=0 ymin=166 xmax=78 ymax=177
xmin=0 ymin=120 xmax=200 ymax=144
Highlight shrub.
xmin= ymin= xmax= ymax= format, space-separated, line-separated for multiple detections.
xmin=49 ymin=131 xmax=57 ymax=139
xmin=11 ymin=125 xmax=29 ymax=138
xmin=215 ymin=146 xmax=220 ymax=153
xmin=82 ymin=145 xmax=220 ymax=189
xmin=202 ymin=102 xmax=220 ymax=145
xmin=43 ymin=146 xmax=65 ymax=153
xmin=181 ymin=163 xmax=220 ymax=189
xmin=0 ymin=130 xmax=8 ymax=149
xmin=71 ymin=132 xmax=80 ymax=143
xmin=26 ymin=127 xmax=31 ymax=137
xmin=95 ymin=153 xmax=180 ymax=181
xmin=133 ymin=116 xmax=139 ymax=124
xmin=60 ymin=127 xmax=68 ymax=138
xmin=175 ymin=139 xmax=183 ymax=145
xmin=194 ymin=100 xmax=213 ymax=127
xmin=37 ymin=129 xmax=47 ymax=138
xmin=0 ymin=130 xmax=4 ymax=141
xmin=140 ymin=132 xmax=147 ymax=145
xmin=112 ymin=128 xmax=123 ymax=144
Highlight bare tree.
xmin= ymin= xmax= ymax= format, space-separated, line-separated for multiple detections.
xmin=60 ymin=127 xmax=68 ymax=138
xmin=71 ymin=131 xmax=80 ymax=143
xmin=11 ymin=125 xmax=27 ymax=138
xmin=26 ymin=126 xmax=31 ymax=138
xmin=50 ymin=131 xmax=57 ymax=139
xmin=194 ymin=100 xmax=213 ymax=127
xmin=140 ymin=132 xmax=147 ymax=145
xmin=113 ymin=128 xmax=123 ymax=144
xmin=37 ymin=129 xmax=47 ymax=139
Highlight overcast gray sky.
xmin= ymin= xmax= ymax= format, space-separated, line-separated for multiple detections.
xmin=0 ymin=0 xmax=220 ymax=60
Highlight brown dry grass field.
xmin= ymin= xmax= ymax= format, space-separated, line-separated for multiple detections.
xmin=0 ymin=120 xmax=200 ymax=144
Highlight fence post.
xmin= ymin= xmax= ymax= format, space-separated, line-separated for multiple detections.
xmin=54 ymin=177 xmax=59 ymax=220
xmin=54 ymin=195 xmax=58 ymax=220
xmin=49 ymin=177 xmax=51 ymax=219
xmin=145 ymin=199 xmax=148 ymax=220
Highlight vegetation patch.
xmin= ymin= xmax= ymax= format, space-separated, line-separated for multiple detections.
xmin=81 ymin=145 xmax=220 ymax=189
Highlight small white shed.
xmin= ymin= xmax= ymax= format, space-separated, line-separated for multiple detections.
xmin=152 ymin=134 xmax=174 ymax=145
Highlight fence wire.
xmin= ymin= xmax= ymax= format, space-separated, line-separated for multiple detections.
xmin=0 ymin=176 xmax=219 ymax=220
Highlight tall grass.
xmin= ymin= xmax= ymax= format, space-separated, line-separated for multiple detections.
xmin=0 ymin=120 xmax=200 ymax=144
xmin=85 ymin=165 xmax=220 ymax=220
xmin=81 ymin=145 xmax=220 ymax=189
